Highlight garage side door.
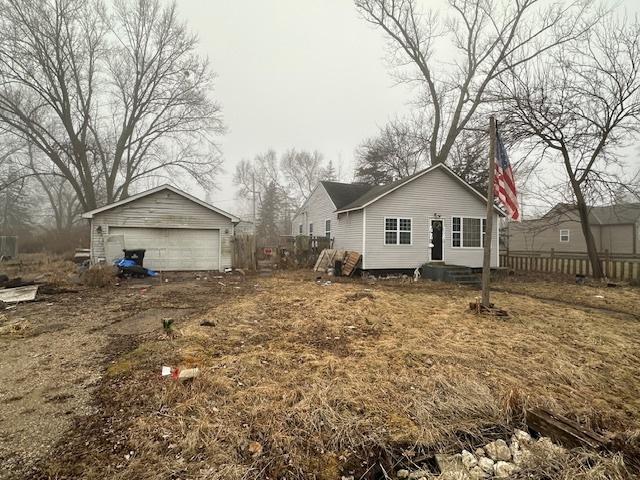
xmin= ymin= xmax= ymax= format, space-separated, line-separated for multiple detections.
xmin=109 ymin=227 xmax=220 ymax=271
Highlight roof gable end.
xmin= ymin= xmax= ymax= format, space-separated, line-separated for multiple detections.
xmin=81 ymin=184 xmax=240 ymax=222
xmin=335 ymin=163 xmax=505 ymax=216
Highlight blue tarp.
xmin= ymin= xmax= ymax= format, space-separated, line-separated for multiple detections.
xmin=114 ymin=258 xmax=158 ymax=276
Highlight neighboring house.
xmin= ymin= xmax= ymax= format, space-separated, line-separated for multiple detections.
xmin=508 ymin=203 xmax=640 ymax=256
xmin=82 ymin=185 xmax=239 ymax=271
xmin=292 ymin=163 xmax=503 ymax=270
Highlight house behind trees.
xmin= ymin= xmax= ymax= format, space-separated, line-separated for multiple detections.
xmin=508 ymin=203 xmax=640 ymax=257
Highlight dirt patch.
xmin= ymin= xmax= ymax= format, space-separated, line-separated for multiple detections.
xmin=105 ymin=307 xmax=196 ymax=336
xmin=25 ymin=274 xmax=640 ymax=480
xmin=0 ymin=274 xmax=248 ymax=480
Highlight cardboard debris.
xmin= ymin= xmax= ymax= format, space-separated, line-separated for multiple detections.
xmin=0 ymin=285 xmax=38 ymax=303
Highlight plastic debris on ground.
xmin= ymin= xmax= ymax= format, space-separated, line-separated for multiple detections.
xmin=161 ymin=366 xmax=200 ymax=381
xmin=114 ymin=258 xmax=158 ymax=277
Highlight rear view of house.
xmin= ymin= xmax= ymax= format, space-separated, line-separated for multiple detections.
xmin=83 ymin=185 xmax=239 ymax=271
xmin=293 ymin=163 xmax=503 ymax=270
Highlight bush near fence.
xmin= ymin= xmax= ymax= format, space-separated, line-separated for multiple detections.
xmin=500 ymin=250 xmax=640 ymax=282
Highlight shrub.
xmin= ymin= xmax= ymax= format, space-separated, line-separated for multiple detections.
xmin=82 ymin=264 xmax=116 ymax=287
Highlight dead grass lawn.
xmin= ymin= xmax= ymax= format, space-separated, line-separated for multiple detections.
xmin=38 ymin=274 xmax=640 ymax=479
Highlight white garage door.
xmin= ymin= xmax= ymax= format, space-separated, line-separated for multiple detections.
xmin=109 ymin=227 xmax=220 ymax=271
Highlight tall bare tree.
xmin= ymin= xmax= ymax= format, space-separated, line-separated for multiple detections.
xmin=280 ymin=149 xmax=328 ymax=202
xmin=354 ymin=0 xmax=598 ymax=165
xmin=0 ymin=0 xmax=223 ymax=211
xmin=355 ymin=116 xmax=428 ymax=184
xmin=498 ymin=14 xmax=640 ymax=278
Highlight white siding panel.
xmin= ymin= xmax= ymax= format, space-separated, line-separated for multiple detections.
xmin=364 ymin=168 xmax=499 ymax=269
xmin=333 ymin=211 xmax=363 ymax=252
xmin=292 ymin=184 xmax=337 ymax=239
xmin=89 ymin=189 xmax=233 ymax=269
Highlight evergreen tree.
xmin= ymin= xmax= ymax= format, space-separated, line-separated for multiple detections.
xmin=256 ymin=181 xmax=282 ymax=246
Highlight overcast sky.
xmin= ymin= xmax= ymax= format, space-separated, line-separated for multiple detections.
xmin=178 ymin=0 xmax=413 ymax=213
xmin=178 ymin=0 xmax=640 ymax=216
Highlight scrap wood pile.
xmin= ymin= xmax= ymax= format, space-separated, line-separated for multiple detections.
xmin=314 ymin=248 xmax=361 ymax=276
xmin=0 ymin=274 xmax=38 ymax=305
xmin=469 ymin=297 xmax=509 ymax=317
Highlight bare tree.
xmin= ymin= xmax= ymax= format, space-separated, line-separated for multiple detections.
xmin=354 ymin=0 xmax=597 ymax=165
xmin=498 ymin=14 xmax=640 ymax=278
xmin=0 ymin=0 xmax=223 ymax=211
xmin=355 ymin=116 xmax=428 ymax=183
xmin=280 ymin=149 xmax=327 ymax=202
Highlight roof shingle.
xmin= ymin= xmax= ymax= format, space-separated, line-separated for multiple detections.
xmin=320 ymin=181 xmax=374 ymax=210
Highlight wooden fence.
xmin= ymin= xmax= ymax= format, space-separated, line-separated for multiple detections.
xmin=233 ymin=234 xmax=256 ymax=270
xmin=500 ymin=253 xmax=640 ymax=282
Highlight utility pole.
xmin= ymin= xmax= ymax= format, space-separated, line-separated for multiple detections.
xmin=481 ymin=116 xmax=497 ymax=307
xmin=252 ymin=172 xmax=256 ymax=225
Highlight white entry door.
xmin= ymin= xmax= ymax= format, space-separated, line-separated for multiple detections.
xmin=108 ymin=227 xmax=220 ymax=271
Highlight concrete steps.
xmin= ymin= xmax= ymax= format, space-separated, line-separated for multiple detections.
xmin=422 ymin=263 xmax=481 ymax=288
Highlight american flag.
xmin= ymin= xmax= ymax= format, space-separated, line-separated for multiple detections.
xmin=494 ymin=130 xmax=521 ymax=221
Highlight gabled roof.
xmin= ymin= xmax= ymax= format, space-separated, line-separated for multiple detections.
xmin=336 ymin=163 xmax=505 ymax=216
xmin=81 ymin=184 xmax=240 ymax=222
xmin=543 ymin=202 xmax=640 ymax=225
xmin=320 ymin=180 xmax=374 ymax=210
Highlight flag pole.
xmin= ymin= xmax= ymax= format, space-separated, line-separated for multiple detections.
xmin=481 ymin=116 xmax=497 ymax=307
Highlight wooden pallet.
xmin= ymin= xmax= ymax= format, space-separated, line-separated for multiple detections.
xmin=526 ymin=408 xmax=609 ymax=451
xmin=342 ymin=252 xmax=362 ymax=277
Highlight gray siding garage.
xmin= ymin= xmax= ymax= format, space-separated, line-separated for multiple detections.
xmin=83 ymin=185 xmax=239 ymax=271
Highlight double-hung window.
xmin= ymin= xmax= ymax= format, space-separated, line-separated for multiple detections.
xmin=309 ymin=223 xmax=313 ymax=235
xmin=325 ymin=219 xmax=331 ymax=238
xmin=452 ymin=216 xmax=486 ymax=248
xmin=385 ymin=218 xmax=412 ymax=245
xmin=298 ymin=224 xmax=303 ymax=235
xmin=559 ymin=229 xmax=570 ymax=242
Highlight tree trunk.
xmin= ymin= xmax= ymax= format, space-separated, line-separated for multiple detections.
xmin=573 ymin=185 xmax=604 ymax=279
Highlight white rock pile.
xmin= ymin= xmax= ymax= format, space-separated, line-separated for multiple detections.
xmin=395 ymin=430 xmax=567 ymax=479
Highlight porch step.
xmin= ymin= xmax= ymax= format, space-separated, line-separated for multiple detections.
xmin=422 ymin=263 xmax=481 ymax=288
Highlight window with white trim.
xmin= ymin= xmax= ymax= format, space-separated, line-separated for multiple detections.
xmin=298 ymin=224 xmax=303 ymax=235
xmin=385 ymin=218 xmax=412 ymax=245
xmin=452 ymin=217 xmax=486 ymax=248
xmin=560 ymin=229 xmax=570 ymax=242
xmin=325 ymin=219 xmax=331 ymax=238
xmin=309 ymin=223 xmax=313 ymax=235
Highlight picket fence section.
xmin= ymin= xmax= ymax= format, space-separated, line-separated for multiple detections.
xmin=500 ymin=253 xmax=640 ymax=282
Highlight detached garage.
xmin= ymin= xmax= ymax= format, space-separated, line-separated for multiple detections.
xmin=82 ymin=185 xmax=239 ymax=271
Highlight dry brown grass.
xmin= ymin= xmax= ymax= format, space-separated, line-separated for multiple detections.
xmin=83 ymin=275 xmax=640 ymax=480
xmin=493 ymin=272 xmax=640 ymax=317
xmin=81 ymin=264 xmax=117 ymax=287
xmin=1 ymin=253 xmax=77 ymax=286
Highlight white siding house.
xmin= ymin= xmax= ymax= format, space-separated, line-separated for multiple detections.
xmin=291 ymin=181 xmax=372 ymax=242
xmin=296 ymin=164 xmax=503 ymax=270
xmin=82 ymin=185 xmax=239 ymax=271
xmin=292 ymin=183 xmax=336 ymax=239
